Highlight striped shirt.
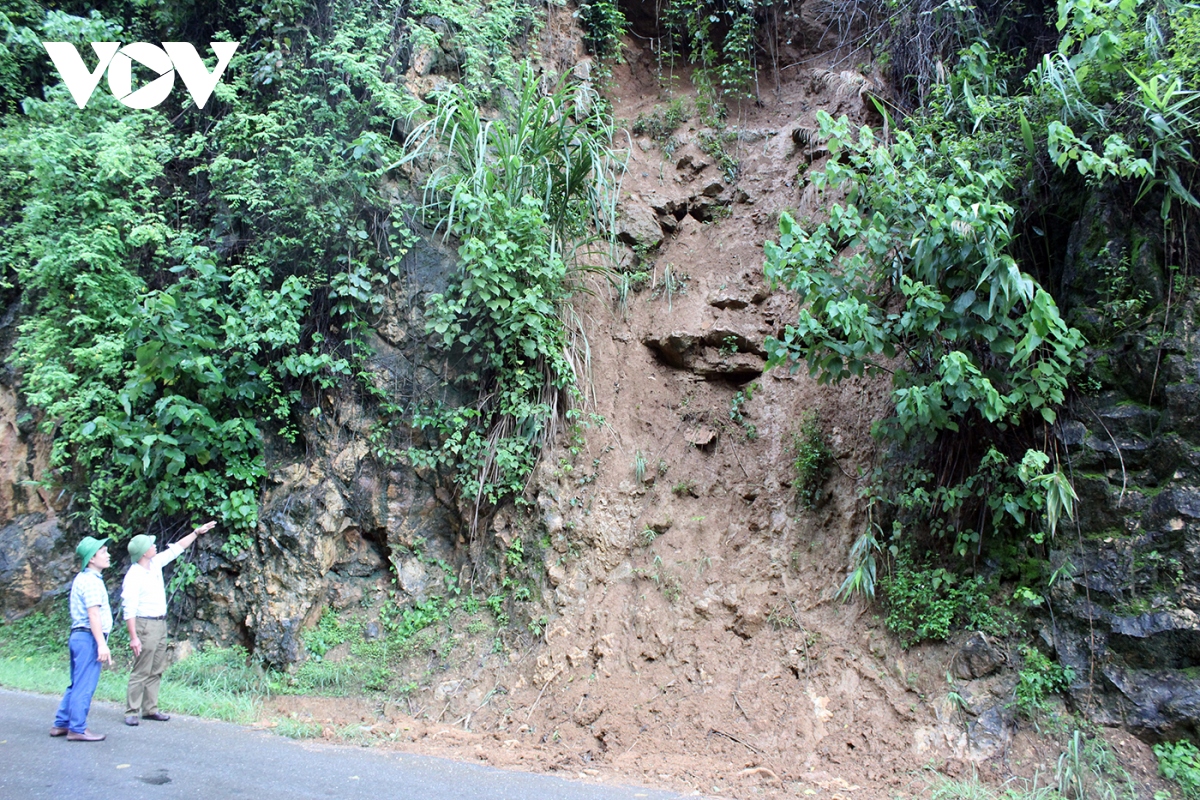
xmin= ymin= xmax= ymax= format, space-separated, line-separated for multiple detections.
xmin=69 ymin=569 xmax=112 ymax=635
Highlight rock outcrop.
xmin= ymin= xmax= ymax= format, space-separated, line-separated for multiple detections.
xmin=1048 ymin=192 xmax=1200 ymax=739
xmin=0 ymin=236 xmax=465 ymax=670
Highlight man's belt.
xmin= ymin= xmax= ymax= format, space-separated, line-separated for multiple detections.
xmin=137 ymin=615 xmax=166 ymax=620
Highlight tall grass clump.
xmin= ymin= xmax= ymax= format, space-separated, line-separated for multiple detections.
xmin=397 ymin=62 xmax=624 ymax=532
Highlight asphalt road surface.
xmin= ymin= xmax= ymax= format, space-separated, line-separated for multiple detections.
xmin=0 ymin=689 xmax=687 ymax=800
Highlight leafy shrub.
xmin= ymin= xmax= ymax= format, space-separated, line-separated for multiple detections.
xmin=765 ymin=114 xmax=1084 ymax=568
xmin=576 ymin=0 xmax=627 ymax=63
xmin=882 ymin=549 xmax=1007 ymax=647
xmin=768 ymin=0 xmax=1200 ymax=604
xmin=792 ymin=411 xmax=832 ymax=510
xmin=401 ymin=65 xmax=621 ymax=527
xmin=764 ymin=114 xmax=1084 ymax=444
xmin=1014 ymin=645 xmax=1073 ymax=717
xmin=1155 ymin=739 xmax=1200 ymax=799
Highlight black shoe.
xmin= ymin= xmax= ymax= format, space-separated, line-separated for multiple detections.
xmin=125 ymin=715 xmax=139 ymax=726
xmin=142 ymin=712 xmax=170 ymax=721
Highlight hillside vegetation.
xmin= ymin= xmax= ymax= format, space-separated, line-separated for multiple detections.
xmin=2 ymin=0 xmax=1200 ymax=795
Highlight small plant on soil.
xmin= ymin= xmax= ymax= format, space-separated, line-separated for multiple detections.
xmin=660 ymin=575 xmax=683 ymax=603
xmin=528 ymin=615 xmax=548 ymax=637
xmin=1014 ymin=645 xmax=1073 ymax=718
xmin=631 ymin=98 xmax=690 ymax=152
xmin=767 ymin=605 xmax=799 ymax=630
xmin=1155 ymin=739 xmax=1200 ymax=799
xmin=628 ymin=270 xmax=651 ymax=291
xmin=672 ymin=479 xmax=697 ymax=497
xmin=652 ymin=265 xmax=688 ymax=309
xmin=792 ymin=411 xmax=833 ymax=510
xmin=633 ymin=449 xmax=648 ymax=483
xmin=698 ymin=128 xmax=739 ymax=182
xmin=729 ymin=381 xmax=759 ymax=440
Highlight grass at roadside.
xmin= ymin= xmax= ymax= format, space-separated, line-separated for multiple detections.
xmin=0 ymin=648 xmax=264 ymax=724
xmin=0 ymin=591 xmax=510 ymax=734
xmin=0 ymin=601 xmax=264 ymax=724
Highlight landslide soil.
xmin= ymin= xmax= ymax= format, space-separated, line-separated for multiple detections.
xmin=264 ymin=43 xmax=1171 ymax=800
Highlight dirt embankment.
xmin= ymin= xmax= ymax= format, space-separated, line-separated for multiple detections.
xmin=306 ymin=24 xmax=1192 ymax=792
xmin=262 ymin=36 xmax=1168 ymax=799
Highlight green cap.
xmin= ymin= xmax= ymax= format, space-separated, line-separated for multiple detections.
xmin=127 ymin=534 xmax=156 ymax=563
xmin=75 ymin=536 xmax=109 ymax=569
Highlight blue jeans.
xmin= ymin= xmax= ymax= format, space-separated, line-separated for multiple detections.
xmin=54 ymin=630 xmax=104 ymax=733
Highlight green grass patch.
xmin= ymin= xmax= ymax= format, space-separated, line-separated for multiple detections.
xmin=0 ymin=646 xmax=263 ymax=724
xmin=274 ymin=717 xmax=324 ymax=739
xmin=0 ymin=602 xmax=263 ymax=724
xmin=1 ymin=585 xmax=510 ymax=725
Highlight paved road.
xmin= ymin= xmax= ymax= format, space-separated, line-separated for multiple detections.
xmin=0 ymin=689 xmax=685 ymax=800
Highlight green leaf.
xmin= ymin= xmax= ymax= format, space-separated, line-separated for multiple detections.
xmin=1019 ymin=109 xmax=1036 ymax=156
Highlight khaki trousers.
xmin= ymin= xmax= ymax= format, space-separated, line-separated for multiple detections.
xmin=125 ymin=617 xmax=168 ymax=716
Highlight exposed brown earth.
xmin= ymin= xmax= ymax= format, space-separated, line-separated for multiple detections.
xmin=0 ymin=18 xmax=1178 ymax=800
xmin=264 ymin=42 xmax=1171 ymax=800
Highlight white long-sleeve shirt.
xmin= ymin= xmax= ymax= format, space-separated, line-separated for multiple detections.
xmin=120 ymin=543 xmax=185 ymax=620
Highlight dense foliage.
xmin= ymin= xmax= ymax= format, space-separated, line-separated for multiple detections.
xmin=765 ymin=0 xmax=1200 ymax=634
xmin=399 ymin=66 xmax=620 ymax=529
xmin=664 ymin=0 xmax=761 ymax=102
xmin=0 ymin=0 xmax=554 ymax=549
xmin=405 ymin=0 xmax=540 ymax=97
xmin=1156 ymin=739 xmax=1200 ymax=799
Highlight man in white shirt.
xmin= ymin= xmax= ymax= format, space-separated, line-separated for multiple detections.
xmin=120 ymin=520 xmax=215 ymax=727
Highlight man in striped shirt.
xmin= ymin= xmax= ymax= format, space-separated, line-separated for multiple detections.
xmin=120 ymin=520 xmax=215 ymax=727
xmin=51 ymin=536 xmax=114 ymax=742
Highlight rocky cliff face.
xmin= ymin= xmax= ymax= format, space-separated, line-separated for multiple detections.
xmin=1050 ymin=193 xmax=1200 ymax=739
xmin=0 ymin=302 xmax=74 ymax=616
xmin=0 ymin=236 xmax=468 ymax=669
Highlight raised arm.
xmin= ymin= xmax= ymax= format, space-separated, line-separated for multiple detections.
xmin=156 ymin=520 xmax=217 ymax=566
xmin=174 ymin=520 xmax=216 ymax=551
